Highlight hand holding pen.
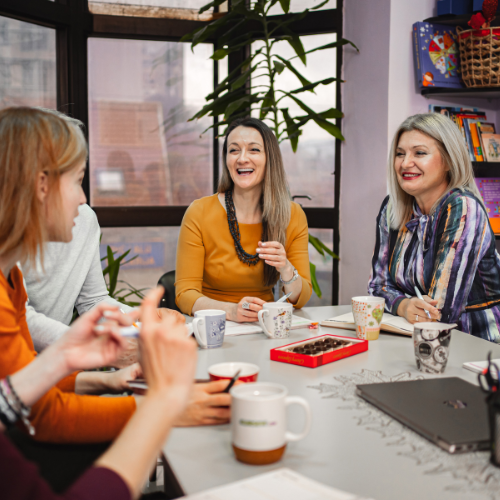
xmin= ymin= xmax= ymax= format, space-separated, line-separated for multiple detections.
xmin=398 ymin=288 xmax=440 ymax=324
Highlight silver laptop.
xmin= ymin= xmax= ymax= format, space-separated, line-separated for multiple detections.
xmin=356 ymin=377 xmax=490 ymax=454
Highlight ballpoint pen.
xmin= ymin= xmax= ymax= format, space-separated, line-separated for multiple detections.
xmin=277 ymin=292 xmax=292 ymax=303
xmin=120 ymin=308 xmax=139 ymax=328
xmin=414 ymin=286 xmax=432 ymax=320
xmin=223 ymin=369 xmax=242 ymax=393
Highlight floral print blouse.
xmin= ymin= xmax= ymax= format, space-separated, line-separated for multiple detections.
xmin=368 ymin=189 xmax=500 ymax=343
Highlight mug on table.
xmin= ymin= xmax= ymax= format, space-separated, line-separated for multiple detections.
xmin=230 ymin=382 xmax=311 ymax=465
xmin=413 ymin=322 xmax=456 ymax=374
xmin=258 ymin=302 xmax=293 ymax=339
xmin=351 ymin=296 xmax=385 ymax=340
xmin=208 ymin=362 xmax=259 ymax=383
xmin=192 ymin=309 xmax=226 ymax=349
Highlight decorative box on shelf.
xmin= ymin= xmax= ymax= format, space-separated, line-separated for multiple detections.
xmin=438 ymin=0 xmax=473 ymax=16
xmin=270 ymin=334 xmax=368 ymax=369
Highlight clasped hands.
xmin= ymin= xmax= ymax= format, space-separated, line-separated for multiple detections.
xmin=397 ymin=295 xmax=441 ymax=324
xmin=231 ymin=240 xmax=292 ymax=323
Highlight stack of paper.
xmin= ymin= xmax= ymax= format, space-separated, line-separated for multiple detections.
xmin=225 ymin=315 xmax=316 ymax=336
xmin=463 ymin=359 xmax=500 ymax=378
xmin=182 ymin=468 xmax=372 ymax=500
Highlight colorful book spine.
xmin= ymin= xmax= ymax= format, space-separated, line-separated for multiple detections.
xmin=475 ymin=178 xmax=500 ymax=233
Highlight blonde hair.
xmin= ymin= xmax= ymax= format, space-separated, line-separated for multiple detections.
xmin=219 ymin=118 xmax=291 ymax=287
xmin=0 ymin=107 xmax=87 ymax=266
xmin=387 ymin=113 xmax=482 ymax=229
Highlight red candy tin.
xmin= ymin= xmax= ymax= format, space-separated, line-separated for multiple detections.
xmin=270 ymin=334 xmax=368 ymax=368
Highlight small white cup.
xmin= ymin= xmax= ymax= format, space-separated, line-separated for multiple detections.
xmin=258 ymin=302 xmax=293 ymax=339
xmin=230 ymin=382 xmax=311 ymax=465
xmin=192 ymin=309 xmax=226 ymax=349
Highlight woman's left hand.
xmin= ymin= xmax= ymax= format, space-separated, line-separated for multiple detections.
xmin=257 ymin=241 xmax=291 ymax=275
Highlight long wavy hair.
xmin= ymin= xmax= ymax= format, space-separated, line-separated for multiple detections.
xmin=387 ymin=113 xmax=483 ymax=229
xmin=0 ymin=107 xmax=87 ymax=266
xmin=219 ymin=117 xmax=291 ymax=287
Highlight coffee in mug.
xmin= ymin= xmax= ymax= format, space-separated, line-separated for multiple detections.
xmin=257 ymin=302 xmax=293 ymax=339
xmin=230 ymin=382 xmax=311 ymax=465
xmin=192 ymin=309 xmax=226 ymax=349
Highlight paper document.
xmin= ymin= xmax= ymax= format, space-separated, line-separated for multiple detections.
xmin=320 ymin=311 xmax=413 ymax=336
xmin=181 ymin=468 xmax=372 ymax=500
xmin=463 ymin=359 xmax=500 ymax=378
xmin=225 ymin=316 xmax=315 ymax=336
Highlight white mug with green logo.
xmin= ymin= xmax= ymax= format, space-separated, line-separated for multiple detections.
xmin=230 ymin=382 xmax=311 ymax=465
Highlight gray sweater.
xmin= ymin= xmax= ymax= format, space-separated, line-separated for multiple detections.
xmin=23 ymin=204 xmax=132 ymax=352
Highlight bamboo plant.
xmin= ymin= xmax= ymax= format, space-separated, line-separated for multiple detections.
xmin=182 ymin=0 xmax=357 ymax=297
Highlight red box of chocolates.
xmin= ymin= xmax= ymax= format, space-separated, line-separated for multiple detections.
xmin=270 ymin=334 xmax=368 ymax=368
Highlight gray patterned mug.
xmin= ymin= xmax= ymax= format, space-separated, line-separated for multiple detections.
xmin=413 ymin=322 xmax=457 ymax=374
xmin=192 ymin=309 xmax=226 ymax=349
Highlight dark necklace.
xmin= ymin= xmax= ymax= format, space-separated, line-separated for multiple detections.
xmin=225 ymin=190 xmax=261 ymax=266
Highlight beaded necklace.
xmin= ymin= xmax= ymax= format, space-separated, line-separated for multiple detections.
xmin=225 ymin=190 xmax=262 ymax=266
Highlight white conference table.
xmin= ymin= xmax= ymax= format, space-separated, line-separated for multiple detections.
xmin=163 ymin=306 xmax=500 ymax=500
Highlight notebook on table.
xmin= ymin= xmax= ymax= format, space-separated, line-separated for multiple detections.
xmin=356 ymin=377 xmax=490 ymax=454
xmin=225 ymin=315 xmax=316 ymax=336
xmin=320 ymin=312 xmax=413 ymax=337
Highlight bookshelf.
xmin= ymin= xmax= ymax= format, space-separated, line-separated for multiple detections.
xmin=423 ymin=14 xmax=500 ymax=28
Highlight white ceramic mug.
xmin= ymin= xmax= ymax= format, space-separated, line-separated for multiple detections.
xmin=351 ymin=296 xmax=385 ymax=340
xmin=230 ymin=382 xmax=311 ymax=465
xmin=192 ymin=309 xmax=226 ymax=349
xmin=258 ymin=302 xmax=293 ymax=339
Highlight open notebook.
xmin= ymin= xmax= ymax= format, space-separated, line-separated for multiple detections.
xmin=225 ymin=315 xmax=316 ymax=336
xmin=320 ymin=311 xmax=413 ymax=337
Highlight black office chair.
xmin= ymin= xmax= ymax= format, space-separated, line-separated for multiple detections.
xmin=157 ymin=270 xmax=180 ymax=312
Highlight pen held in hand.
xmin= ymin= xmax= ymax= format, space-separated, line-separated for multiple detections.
xmin=414 ymin=286 xmax=432 ymax=320
xmin=277 ymin=292 xmax=292 ymax=303
xmin=223 ymin=369 xmax=242 ymax=393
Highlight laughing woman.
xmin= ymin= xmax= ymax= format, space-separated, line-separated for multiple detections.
xmin=175 ymin=118 xmax=312 ymax=322
xmin=368 ymin=113 xmax=500 ymax=342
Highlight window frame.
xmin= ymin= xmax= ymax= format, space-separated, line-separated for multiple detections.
xmin=0 ymin=0 xmax=343 ymax=304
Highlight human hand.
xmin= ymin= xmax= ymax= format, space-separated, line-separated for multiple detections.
xmin=112 ymin=338 xmax=139 ymax=369
xmin=231 ymin=296 xmax=266 ymax=322
xmin=398 ymin=296 xmax=440 ymax=324
xmin=139 ymin=287 xmax=197 ymax=415
xmin=174 ymin=380 xmax=232 ymax=426
xmin=157 ymin=308 xmax=186 ymax=324
xmin=51 ymin=303 xmax=138 ymax=374
xmin=107 ymin=362 xmax=142 ymax=393
xmin=257 ymin=241 xmax=290 ymax=275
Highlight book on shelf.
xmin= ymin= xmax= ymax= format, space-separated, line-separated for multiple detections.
xmin=429 ymin=105 xmax=496 ymax=162
xmin=481 ymin=134 xmax=500 ymax=162
xmin=475 ymin=178 xmax=500 ymax=234
xmin=413 ymin=22 xmax=463 ymax=89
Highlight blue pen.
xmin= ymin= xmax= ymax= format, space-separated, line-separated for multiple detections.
xmin=414 ymin=286 xmax=432 ymax=320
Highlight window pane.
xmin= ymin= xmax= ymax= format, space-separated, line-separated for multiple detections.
xmin=268 ymin=0 xmax=336 ymax=14
xmin=0 ymin=16 xmax=56 ymax=110
xmin=253 ymin=34 xmax=337 ymax=208
xmin=88 ymin=39 xmax=214 ymax=207
xmin=100 ymin=227 xmax=180 ymax=296
xmin=308 ymin=228 xmax=334 ymax=306
xmin=88 ymin=0 xmax=214 ymax=19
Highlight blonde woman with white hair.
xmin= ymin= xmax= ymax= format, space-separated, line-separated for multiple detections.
xmin=368 ymin=113 xmax=500 ymax=343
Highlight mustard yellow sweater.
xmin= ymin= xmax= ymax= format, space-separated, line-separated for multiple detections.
xmin=175 ymin=194 xmax=312 ymax=315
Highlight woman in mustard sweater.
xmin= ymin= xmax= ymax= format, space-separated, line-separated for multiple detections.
xmin=176 ymin=117 xmax=312 ymax=322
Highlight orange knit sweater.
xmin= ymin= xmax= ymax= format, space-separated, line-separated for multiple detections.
xmin=0 ymin=265 xmax=136 ymax=443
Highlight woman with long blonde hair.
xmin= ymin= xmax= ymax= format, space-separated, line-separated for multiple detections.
xmin=175 ymin=117 xmax=312 ymax=322
xmin=368 ymin=113 xmax=500 ymax=342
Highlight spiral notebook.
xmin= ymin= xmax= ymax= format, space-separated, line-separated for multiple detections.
xmin=320 ymin=312 xmax=413 ymax=337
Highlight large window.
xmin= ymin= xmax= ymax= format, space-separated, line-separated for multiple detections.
xmin=88 ymin=39 xmax=213 ymax=207
xmin=0 ymin=16 xmax=56 ymax=110
xmin=1 ymin=0 xmax=342 ymax=305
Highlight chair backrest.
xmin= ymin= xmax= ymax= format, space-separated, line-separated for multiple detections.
xmin=157 ymin=270 xmax=180 ymax=312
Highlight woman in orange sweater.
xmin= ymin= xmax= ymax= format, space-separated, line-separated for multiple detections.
xmin=175 ymin=118 xmax=312 ymax=322
xmin=0 ymin=107 xmax=230 ymax=443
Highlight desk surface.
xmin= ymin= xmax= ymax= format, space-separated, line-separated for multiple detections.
xmin=164 ymin=306 xmax=500 ymax=500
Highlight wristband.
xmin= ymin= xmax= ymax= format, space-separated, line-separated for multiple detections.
xmin=280 ymin=267 xmax=299 ymax=285
xmin=1 ymin=377 xmax=35 ymax=435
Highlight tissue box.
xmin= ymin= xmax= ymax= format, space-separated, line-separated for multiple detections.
xmin=438 ymin=0 xmax=473 ymax=15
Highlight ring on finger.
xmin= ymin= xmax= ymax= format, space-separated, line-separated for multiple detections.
xmin=416 ymin=314 xmax=418 ymax=322
xmin=242 ymin=302 xmax=250 ymax=310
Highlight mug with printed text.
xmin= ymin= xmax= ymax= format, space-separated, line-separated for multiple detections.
xmin=230 ymin=382 xmax=311 ymax=465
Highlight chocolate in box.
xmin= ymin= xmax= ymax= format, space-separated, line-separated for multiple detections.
xmin=270 ymin=334 xmax=368 ymax=368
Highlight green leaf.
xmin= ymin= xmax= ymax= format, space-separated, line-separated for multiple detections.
xmin=225 ymin=95 xmax=251 ymax=119
xmin=275 ymin=55 xmax=310 ymax=87
xmin=231 ymin=69 xmax=251 ymax=90
xmin=282 ymin=108 xmax=300 ymax=152
xmin=309 ymin=234 xmax=339 ymax=259
xmin=310 ymin=262 xmax=322 ymax=298
xmin=189 ymin=89 xmax=246 ymax=120
xmin=289 ymin=77 xmax=337 ymax=95
xmin=198 ymin=0 xmax=228 ymax=15
xmin=310 ymin=0 xmax=331 ymax=10
xmin=273 ymin=60 xmax=286 ymax=74
xmin=279 ymin=0 xmax=291 ymax=13
xmin=296 ymin=38 xmax=359 ymax=58
xmin=212 ymin=48 xmax=229 ymax=60
xmin=259 ymin=90 xmax=274 ymax=119
xmin=282 ymin=27 xmax=306 ymax=64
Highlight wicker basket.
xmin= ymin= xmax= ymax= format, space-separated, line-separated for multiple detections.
xmin=457 ymin=26 xmax=500 ymax=87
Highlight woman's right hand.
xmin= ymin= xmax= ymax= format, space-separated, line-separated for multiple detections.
xmin=139 ymin=287 xmax=197 ymax=413
xmin=230 ymin=296 xmax=266 ymax=323
xmin=398 ymin=296 xmax=440 ymax=324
